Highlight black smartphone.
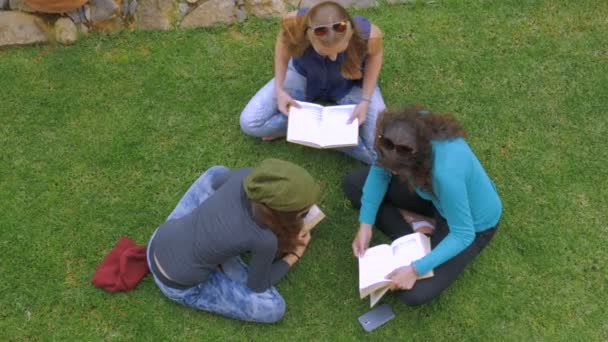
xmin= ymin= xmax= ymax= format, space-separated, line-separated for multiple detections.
xmin=357 ymin=304 xmax=395 ymax=332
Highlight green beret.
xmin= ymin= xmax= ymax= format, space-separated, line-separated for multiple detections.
xmin=244 ymin=159 xmax=320 ymax=212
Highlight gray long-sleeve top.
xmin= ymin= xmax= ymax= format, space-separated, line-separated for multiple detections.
xmin=149 ymin=168 xmax=290 ymax=292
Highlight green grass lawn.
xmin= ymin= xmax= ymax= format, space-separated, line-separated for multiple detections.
xmin=1 ymin=0 xmax=607 ymax=339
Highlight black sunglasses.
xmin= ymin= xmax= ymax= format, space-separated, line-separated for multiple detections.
xmin=377 ymin=135 xmax=414 ymax=155
xmin=308 ymin=21 xmax=348 ymax=37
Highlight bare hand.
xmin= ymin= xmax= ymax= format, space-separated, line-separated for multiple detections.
xmin=297 ymin=231 xmax=311 ymax=247
xmin=294 ymin=232 xmax=311 ymax=257
xmin=387 ymin=265 xmax=417 ymax=291
xmin=277 ymin=89 xmax=300 ymax=116
xmin=347 ymin=102 xmax=369 ymax=125
xmin=352 ymin=223 xmax=373 ymax=257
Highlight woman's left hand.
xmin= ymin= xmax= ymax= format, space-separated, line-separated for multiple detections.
xmin=347 ymin=102 xmax=369 ymax=126
xmin=387 ymin=265 xmax=417 ymax=291
xmin=297 ymin=231 xmax=311 ymax=247
xmin=292 ymin=232 xmax=311 ymax=260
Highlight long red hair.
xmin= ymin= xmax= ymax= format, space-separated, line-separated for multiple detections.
xmin=280 ymin=1 xmax=368 ymax=80
xmin=251 ymin=202 xmax=306 ymax=255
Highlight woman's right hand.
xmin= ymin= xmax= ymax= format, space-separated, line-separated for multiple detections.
xmin=276 ymin=89 xmax=300 ymax=116
xmin=352 ymin=223 xmax=373 ymax=257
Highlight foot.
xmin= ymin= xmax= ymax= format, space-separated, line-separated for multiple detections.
xmin=411 ymin=224 xmax=435 ymax=236
xmin=399 ymin=209 xmax=436 ymax=235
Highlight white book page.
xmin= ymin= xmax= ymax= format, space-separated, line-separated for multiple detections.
xmin=369 ymin=287 xmax=390 ymax=308
xmin=287 ymin=102 xmax=324 ymax=145
xmin=301 ymin=204 xmax=325 ymax=232
xmin=303 ymin=204 xmax=321 ymax=224
xmin=319 ymin=105 xmax=358 ymax=147
xmin=358 ymin=245 xmax=393 ymax=291
xmin=390 ymin=233 xmax=427 ymax=269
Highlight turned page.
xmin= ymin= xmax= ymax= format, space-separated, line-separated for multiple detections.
xmin=287 ymin=102 xmax=324 ymax=145
xmin=369 ymin=286 xmax=391 ymax=308
xmin=389 ymin=233 xmax=428 ymax=271
xmin=319 ymin=105 xmax=358 ymax=147
xmin=358 ymin=245 xmax=394 ymax=296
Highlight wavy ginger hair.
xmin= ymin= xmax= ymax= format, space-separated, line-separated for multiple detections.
xmin=280 ymin=1 xmax=368 ymax=80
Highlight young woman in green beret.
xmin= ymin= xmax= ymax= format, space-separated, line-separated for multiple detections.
xmin=147 ymin=159 xmax=320 ymax=323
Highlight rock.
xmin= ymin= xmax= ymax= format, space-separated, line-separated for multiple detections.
xmin=0 ymin=11 xmax=48 ymax=47
xmin=284 ymin=0 xmax=300 ymax=10
xmin=122 ymin=0 xmax=137 ymax=18
xmin=180 ymin=0 xmax=235 ymax=29
xmin=67 ymin=5 xmax=90 ymax=24
xmin=235 ymin=6 xmax=247 ymax=22
xmin=24 ymin=0 xmax=87 ymax=13
xmin=300 ymin=0 xmax=377 ymax=8
xmin=91 ymin=17 xmax=124 ymax=33
xmin=78 ymin=23 xmax=89 ymax=36
xmin=55 ymin=17 xmax=77 ymax=45
xmin=177 ymin=2 xmax=189 ymax=20
xmin=136 ymin=0 xmax=175 ymax=31
xmin=9 ymin=0 xmax=34 ymax=12
xmin=90 ymin=0 xmax=119 ymax=22
xmin=244 ymin=0 xmax=285 ymax=18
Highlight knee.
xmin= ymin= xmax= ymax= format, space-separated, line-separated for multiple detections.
xmin=342 ymin=169 xmax=366 ymax=204
xmin=204 ymin=166 xmax=231 ymax=190
xmin=261 ymin=296 xmax=286 ymax=323
xmin=361 ymin=147 xmax=376 ymax=165
xmin=239 ymin=111 xmax=262 ymax=137
xmin=396 ymin=290 xmax=436 ymax=307
xmin=342 ymin=172 xmax=359 ymax=203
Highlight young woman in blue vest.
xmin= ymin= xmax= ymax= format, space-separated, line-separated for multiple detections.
xmin=343 ymin=107 xmax=502 ymax=305
xmin=240 ymin=1 xmax=385 ymax=164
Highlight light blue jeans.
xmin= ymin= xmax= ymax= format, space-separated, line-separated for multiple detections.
xmin=239 ymin=60 xmax=386 ymax=164
xmin=147 ymin=166 xmax=286 ymax=323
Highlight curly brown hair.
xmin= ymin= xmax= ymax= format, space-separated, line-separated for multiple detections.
xmin=251 ymin=202 xmax=307 ymax=255
xmin=375 ymin=105 xmax=467 ymax=193
xmin=280 ymin=1 xmax=368 ymax=80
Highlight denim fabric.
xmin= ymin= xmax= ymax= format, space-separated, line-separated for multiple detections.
xmin=147 ymin=166 xmax=286 ymax=323
xmin=165 ymin=166 xmax=231 ymax=222
xmin=240 ymin=60 xmax=306 ymax=139
xmin=240 ymin=60 xmax=385 ymax=165
xmin=335 ymin=85 xmax=385 ymax=164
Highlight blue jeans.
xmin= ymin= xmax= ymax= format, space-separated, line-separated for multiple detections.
xmin=240 ymin=60 xmax=386 ymax=164
xmin=147 ymin=166 xmax=286 ymax=323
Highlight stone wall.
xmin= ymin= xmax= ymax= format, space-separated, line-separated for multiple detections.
xmin=0 ymin=0 xmax=409 ymax=47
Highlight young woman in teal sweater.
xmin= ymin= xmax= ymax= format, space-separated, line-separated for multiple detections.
xmin=343 ymin=106 xmax=502 ymax=305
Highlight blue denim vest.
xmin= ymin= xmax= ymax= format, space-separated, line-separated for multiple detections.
xmin=293 ymin=8 xmax=371 ymax=101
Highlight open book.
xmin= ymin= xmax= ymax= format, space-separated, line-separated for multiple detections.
xmin=359 ymin=232 xmax=433 ymax=307
xmin=302 ymin=204 xmax=325 ymax=233
xmin=287 ymin=101 xmax=359 ymax=149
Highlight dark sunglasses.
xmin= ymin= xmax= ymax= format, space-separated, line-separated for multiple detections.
xmin=309 ymin=21 xmax=348 ymax=37
xmin=377 ymin=135 xmax=414 ymax=155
